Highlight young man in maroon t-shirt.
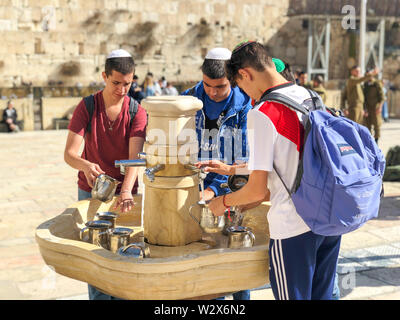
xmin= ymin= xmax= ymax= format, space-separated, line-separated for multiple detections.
xmin=64 ymin=49 xmax=147 ymax=300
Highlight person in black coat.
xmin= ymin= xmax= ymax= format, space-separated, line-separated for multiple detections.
xmin=2 ymin=100 xmax=19 ymax=132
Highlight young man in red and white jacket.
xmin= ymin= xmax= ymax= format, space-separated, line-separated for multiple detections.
xmin=207 ymin=41 xmax=341 ymax=300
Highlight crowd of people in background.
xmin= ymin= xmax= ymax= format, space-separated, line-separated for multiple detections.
xmin=291 ymin=67 xmax=388 ymax=144
xmin=0 ymin=57 xmax=392 ymax=145
xmin=127 ymin=72 xmax=179 ymax=103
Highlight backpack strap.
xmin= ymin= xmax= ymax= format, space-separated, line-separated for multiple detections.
xmin=83 ymin=94 xmax=95 ymax=134
xmin=128 ymin=97 xmax=139 ymax=128
xmin=260 ymin=92 xmax=309 ymax=115
xmin=260 ymin=92 xmax=311 ymax=196
xmin=84 ymin=95 xmax=139 ymax=135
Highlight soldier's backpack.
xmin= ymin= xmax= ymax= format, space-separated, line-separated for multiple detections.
xmin=83 ymin=94 xmax=139 ymax=134
xmin=260 ymin=89 xmax=386 ymax=236
xmin=383 ymin=146 xmax=400 ymax=181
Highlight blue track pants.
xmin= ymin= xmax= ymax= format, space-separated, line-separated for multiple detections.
xmin=269 ymin=231 xmax=341 ymax=300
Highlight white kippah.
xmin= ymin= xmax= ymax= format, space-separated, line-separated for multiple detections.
xmin=205 ymin=47 xmax=232 ymax=60
xmin=107 ymin=49 xmax=132 ymax=59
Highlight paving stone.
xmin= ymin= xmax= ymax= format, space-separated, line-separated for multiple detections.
xmin=340 ymin=231 xmax=386 ymax=251
xmin=363 ymin=245 xmax=400 ymax=266
xmin=370 ymin=290 xmax=400 ymax=300
xmin=391 ymin=242 xmax=400 ymax=249
xmin=250 ymin=288 xmax=275 ymax=300
xmin=0 ymin=242 xmax=39 ymax=259
xmin=0 ymin=265 xmax=49 ymax=283
xmin=0 ymin=237 xmax=33 ymax=247
xmin=0 ymin=280 xmax=29 ymax=300
xmin=57 ymin=293 xmax=89 ymax=300
xmin=338 ymin=273 xmax=396 ymax=300
xmin=340 ymin=247 xmax=400 ymax=269
xmin=17 ymin=274 xmax=88 ymax=300
xmin=0 ymin=254 xmax=44 ymax=269
xmin=337 ymin=256 xmax=370 ymax=274
xmin=368 ymin=225 xmax=400 ymax=243
xmin=360 ymin=266 xmax=400 ymax=286
xmin=0 ymin=123 xmax=400 ymax=300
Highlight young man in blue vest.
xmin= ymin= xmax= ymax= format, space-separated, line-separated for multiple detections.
xmin=182 ymin=48 xmax=253 ymax=300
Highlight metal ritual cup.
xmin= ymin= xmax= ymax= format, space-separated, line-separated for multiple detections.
xmin=79 ymin=220 xmax=112 ymax=249
xmin=227 ymin=226 xmax=255 ymax=249
xmin=188 ymin=201 xmax=225 ymax=233
xmin=222 ymin=208 xmax=244 ymax=236
xmin=95 ymin=211 xmax=118 ymax=228
xmin=91 ymin=174 xmax=120 ymax=202
xmin=108 ymin=227 xmax=134 ymax=253
xmin=118 ymin=242 xmax=150 ymax=258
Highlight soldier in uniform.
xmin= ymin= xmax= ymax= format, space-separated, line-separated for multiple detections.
xmin=341 ymin=66 xmax=379 ymax=124
xmin=298 ymin=71 xmax=313 ymax=89
xmin=312 ymin=75 xmax=327 ymax=103
xmin=364 ymin=75 xmax=385 ymax=143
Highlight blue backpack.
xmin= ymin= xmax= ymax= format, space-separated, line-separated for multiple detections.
xmin=262 ymin=90 xmax=386 ymax=236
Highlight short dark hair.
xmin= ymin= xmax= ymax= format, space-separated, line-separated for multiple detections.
xmin=280 ymin=60 xmax=296 ymax=83
xmin=350 ymin=65 xmax=359 ymax=71
xmin=313 ymin=75 xmax=324 ymax=84
xmin=105 ymin=57 xmax=135 ymax=76
xmin=225 ymin=41 xmax=275 ymax=87
xmin=201 ymin=59 xmax=226 ymax=79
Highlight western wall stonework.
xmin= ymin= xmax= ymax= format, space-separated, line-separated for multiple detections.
xmin=1 ymin=0 xmax=400 ymax=88
xmin=0 ymin=0 xmax=291 ymax=87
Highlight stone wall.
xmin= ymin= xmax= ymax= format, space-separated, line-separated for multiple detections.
xmin=1 ymin=1 xmax=400 ymax=91
xmin=41 ymin=97 xmax=80 ymax=129
xmin=0 ymin=0 xmax=290 ymax=87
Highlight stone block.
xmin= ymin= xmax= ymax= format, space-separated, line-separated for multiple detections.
xmin=0 ymin=19 xmax=17 ymax=31
xmin=0 ymin=280 xmax=29 ymax=300
xmin=368 ymin=226 xmax=400 ymax=243
xmin=361 ymin=267 xmax=400 ymax=287
xmin=370 ymin=290 xmax=400 ymax=300
xmin=43 ymin=42 xmax=64 ymax=55
xmin=338 ymin=273 xmax=395 ymax=300
xmin=114 ymin=22 xmax=129 ymax=35
xmin=340 ymin=247 xmax=400 ymax=270
xmin=41 ymin=97 xmax=81 ymax=129
xmin=341 ymin=230 xmax=386 ymax=251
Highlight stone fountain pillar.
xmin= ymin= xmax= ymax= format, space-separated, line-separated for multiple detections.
xmin=140 ymin=96 xmax=203 ymax=246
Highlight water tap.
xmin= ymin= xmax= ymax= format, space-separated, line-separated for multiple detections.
xmin=115 ymin=154 xmax=165 ymax=182
xmin=144 ymin=164 xmax=165 ymax=182
xmin=115 ymin=159 xmax=147 ymax=175
xmin=184 ymin=164 xmax=207 ymax=181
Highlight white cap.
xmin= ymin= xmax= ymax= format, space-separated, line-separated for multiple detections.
xmin=205 ymin=47 xmax=232 ymax=60
xmin=106 ymin=49 xmax=132 ymax=59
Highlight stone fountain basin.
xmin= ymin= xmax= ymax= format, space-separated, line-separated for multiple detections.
xmin=35 ymin=195 xmax=270 ymax=300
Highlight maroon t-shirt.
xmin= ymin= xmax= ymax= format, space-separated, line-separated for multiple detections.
xmin=68 ymin=90 xmax=147 ymax=194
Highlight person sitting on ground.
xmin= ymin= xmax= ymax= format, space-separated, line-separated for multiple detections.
xmin=2 ymin=100 xmax=20 ymax=133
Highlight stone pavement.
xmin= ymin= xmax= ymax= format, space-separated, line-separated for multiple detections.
xmin=0 ymin=120 xmax=399 ymax=300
